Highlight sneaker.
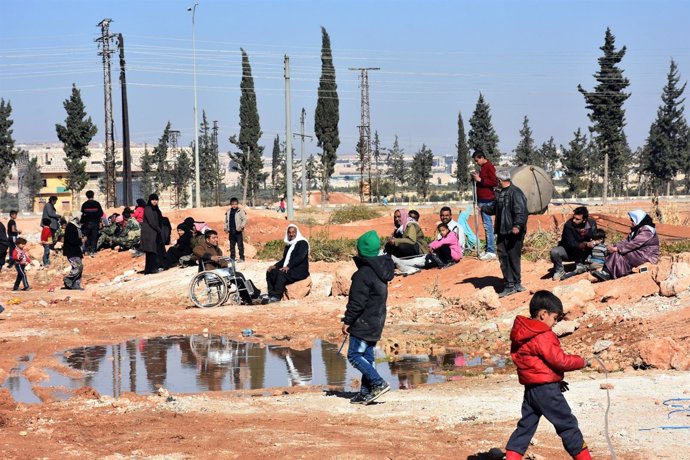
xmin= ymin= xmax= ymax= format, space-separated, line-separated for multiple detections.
xmin=552 ymin=269 xmax=566 ymax=281
xmin=239 ymin=259 xmax=245 ymax=263
xmin=574 ymin=263 xmax=587 ymax=274
xmin=479 ymin=252 xmax=497 ymax=261
xmin=364 ymin=382 xmax=391 ymax=405
xmin=350 ymin=393 xmax=368 ymax=404
xmin=592 ymin=270 xmax=611 ymax=282
xmin=498 ymin=286 xmax=517 ymax=298
xmin=268 ymin=296 xmax=281 ymax=303
xmin=515 ymin=284 xmax=526 ymax=292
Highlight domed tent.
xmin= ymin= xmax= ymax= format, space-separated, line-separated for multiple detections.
xmin=508 ymin=165 xmax=554 ymax=214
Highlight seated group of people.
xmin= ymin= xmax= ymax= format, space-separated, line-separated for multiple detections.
xmin=550 ymin=206 xmax=660 ymax=282
xmin=385 ymin=206 xmax=465 ymax=275
xmin=96 ymin=207 xmax=141 ymax=252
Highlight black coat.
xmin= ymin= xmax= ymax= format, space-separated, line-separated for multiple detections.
xmin=274 ymin=240 xmax=310 ymax=281
xmin=342 ymin=255 xmax=395 ymax=342
xmin=481 ymin=184 xmax=528 ymax=236
xmin=140 ymin=205 xmax=163 ymax=254
xmin=175 ymin=229 xmax=193 ymax=256
xmin=558 ymin=218 xmax=597 ymax=261
xmin=63 ymin=223 xmax=83 ymax=259
xmin=0 ymin=222 xmax=8 ymax=249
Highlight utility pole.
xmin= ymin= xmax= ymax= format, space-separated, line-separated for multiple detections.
xmin=293 ymin=108 xmax=313 ymax=208
xmin=212 ymin=120 xmax=221 ymax=206
xmin=188 ymin=3 xmax=201 ymax=208
xmin=97 ymin=19 xmax=117 ymax=208
xmin=117 ymin=33 xmax=132 ymax=206
xmin=284 ymin=55 xmax=294 ymax=220
xmin=349 ymin=67 xmax=380 ymax=203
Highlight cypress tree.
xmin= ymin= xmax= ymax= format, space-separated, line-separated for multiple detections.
xmin=271 ymin=134 xmax=281 ymax=198
xmin=229 ymin=48 xmax=264 ymax=206
xmin=171 ymin=149 xmax=193 ymax=208
xmin=578 ymin=27 xmax=631 ymax=200
xmin=198 ymin=111 xmax=217 ymax=206
xmin=55 ymin=84 xmax=98 ymax=207
xmin=640 ymin=59 xmax=689 ymax=195
xmin=411 ymin=144 xmax=434 ymax=200
xmin=314 ymin=26 xmax=340 ymax=203
xmin=24 ymin=156 xmax=43 ymax=211
xmin=468 ymin=93 xmax=500 ymax=164
xmin=152 ymin=122 xmax=172 ymax=193
xmin=139 ymin=144 xmax=154 ymax=199
xmin=0 ymin=99 xmax=19 ymax=188
xmin=455 ymin=112 xmax=470 ymax=193
xmin=386 ymin=135 xmax=406 ymax=200
xmin=561 ymin=128 xmax=588 ymax=195
xmin=513 ymin=116 xmax=536 ymax=166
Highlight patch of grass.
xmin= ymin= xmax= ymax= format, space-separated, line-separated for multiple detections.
xmin=522 ymin=229 xmax=560 ymax=262
xmin=329 ymin=205 xmax=383 ymax=224
xmin=661 ymin=239 xmax=690 ymax=255
xmin=256 ymin=232 xmax=357 ymax=263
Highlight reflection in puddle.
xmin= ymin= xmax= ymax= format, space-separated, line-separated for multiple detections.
xmin=2 ymin=336 xmax=509 ymax=403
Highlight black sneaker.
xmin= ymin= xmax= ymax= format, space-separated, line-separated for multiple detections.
xmin=350 ymin=393 xmax=367 ymax=404
xmin=592 ymin=270 xmax=611 ymax=282
xmin=498 ymin=286 xmax=517 ymax=298
xmin=515 ymin=284 xmax=526 ymax=292
xmin=364 ymin=382 xmax=391 ymax=405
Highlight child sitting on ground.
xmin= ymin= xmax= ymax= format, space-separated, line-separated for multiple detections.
xmin=585 ymin=228 xmax=607 ymax=272
xmin=40 ymin=217 xmax=53 ymax=267
xmin=426 ymin=222 xmax=462 ymax=268
xmin=505 ymin=290 xmax=592 ymax=460
xmin=12 ymin=237 xmax=31 ymax=291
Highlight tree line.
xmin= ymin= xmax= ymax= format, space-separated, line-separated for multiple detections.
xmin=1 ymin=27 xmax=688 ymax=211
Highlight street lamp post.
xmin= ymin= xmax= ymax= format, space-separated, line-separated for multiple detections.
xmin=188 ymin=3 xmax=201 ymax=208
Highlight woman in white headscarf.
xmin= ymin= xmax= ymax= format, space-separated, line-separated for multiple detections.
xmin=264 ymin=224 xmax=310 ymax=303
xmin=593 ymin=210 xmax=660 ymax=281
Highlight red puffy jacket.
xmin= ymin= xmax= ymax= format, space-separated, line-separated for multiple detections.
xmin=510 ymin=316 xmax=585 ymax=386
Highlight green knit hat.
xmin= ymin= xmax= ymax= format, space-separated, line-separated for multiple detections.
xmin=357 ymin=230 xmax=380 ymax=258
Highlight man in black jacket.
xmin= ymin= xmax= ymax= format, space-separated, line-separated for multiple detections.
xmin=342 ymin=230 xmax=395 ymax=405
xmin=481 ymin=170 xmax=528 ymax=298
xmin=80 ymin=190 xmax=104 ymax=257
xmin=550 ymin=206 xmax=597 ymax=280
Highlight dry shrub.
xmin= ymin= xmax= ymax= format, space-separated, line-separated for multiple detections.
xmin=329 ymin=205 xmax=382 ymax=224
xmin=522 ymin=229 xmax=560 ymax=262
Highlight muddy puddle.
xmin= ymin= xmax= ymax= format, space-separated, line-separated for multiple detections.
xmin=3 ymin=335 xmax=508 ymax=403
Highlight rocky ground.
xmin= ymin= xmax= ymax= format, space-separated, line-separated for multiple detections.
xmin=1 ymin=197 xmax=690 ymax=459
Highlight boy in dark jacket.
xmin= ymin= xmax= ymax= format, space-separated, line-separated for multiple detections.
xmin=505 ymin=291 xmax=592 ymax=460
xmin=342 ymin=230 xmax=395 ymax=405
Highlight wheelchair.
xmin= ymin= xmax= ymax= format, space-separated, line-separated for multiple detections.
xmin=188 ymin=257 xmax=261 ymax=308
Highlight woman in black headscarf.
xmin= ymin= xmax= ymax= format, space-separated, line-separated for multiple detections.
xmin=163 ymin=223 xmax=194 ymax=269
xmin=140 ymin=194 xmax=165 ymax=274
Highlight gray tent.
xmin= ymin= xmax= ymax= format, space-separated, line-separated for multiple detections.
xmin=508 ymin=165 xmax=554 ymax=214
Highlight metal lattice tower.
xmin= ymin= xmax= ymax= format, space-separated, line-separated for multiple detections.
xmin=349 ymin=67 xmax=379 ymax=203
xmin=96 ymin=19 xmax=117 ymax=207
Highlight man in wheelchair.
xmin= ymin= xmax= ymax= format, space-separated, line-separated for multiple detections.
xmin=192 ymin=230 xmax=227 ymax=271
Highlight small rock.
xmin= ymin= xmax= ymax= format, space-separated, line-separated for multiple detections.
xmin=483 ymin=367 xmax=494 ymax=375
xmin=479 ymin=323 xmax=498 ymax=333
xmin=19 ymin=431 xmax=27 ymax=436
xmin=600 ymin=383 xmax=615 ymax=390
xmin=552 ymin=320 xmax=579 ymax=337
xmin=593 ymin=339 xmax=614 ymax=354
xmin=38 ymin=300 xmax=49 ymax=308
xmin=157 ymin=387 xmax=170 ymax=398
xmin=72 ymin=328 xmax=80 ymax=334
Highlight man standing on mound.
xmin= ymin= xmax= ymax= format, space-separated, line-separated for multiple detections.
xmin=342 ymin=230 xmax=395 ymax=405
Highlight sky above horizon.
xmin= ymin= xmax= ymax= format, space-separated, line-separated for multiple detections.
xmin=1 ymin=0 xmax=689 ymax=159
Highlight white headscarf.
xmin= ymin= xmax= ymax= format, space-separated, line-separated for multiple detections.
xmin=283 ymin=224 xmax=309 ymax=267
xmin=628 ymin=209 xmax=656 ymax=236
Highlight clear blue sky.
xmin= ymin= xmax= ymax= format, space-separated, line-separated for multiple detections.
xmin=1 ymin=0 xmax=689 ymax=159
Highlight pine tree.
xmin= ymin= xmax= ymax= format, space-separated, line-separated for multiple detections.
xmin=410 ymin=144 xmax=434 ymax=200
xmin=171 ymin=149 xmax=193 ymax=208
xmin=306 ymin=154 xmax=321 ymax=189
xmin=271 ymin=134 xmax=281 ymax=198
xmin=561 ymin=128 xmax=588 ymax=195
xmin=139 ymin=144 xmax=154 ymax=199
xmin=0 ymin=99 xmax=19 ymax=188
xmin=578 ymin=27 xmax=631 ymax=200
xmin=152 ymin=122 xmax=172 ymax=193
xmin=640 ymin=60 xmax=689 ymax=195
xmin=455 ymin=112 xmax=470 ymax=193
xmin=386 ymin=135 xmax=406 ymax=199
xmin=198 ymin=111 xmax=217 ymax=206
xmin=23 ymin=156 xmax=43 ymax=211
xmin=468 ymin=93 xmax=500 ymax=164
xmin=537 ymin=136 xmax=559 ymax=174
xmin=314 ymin=26 xmax=340 ymax=203
xmin=229 ymin=48 xmax=264 ymax=206
xmin=513 ymin=116 xmax=536 ymax=166
xmin=55 ymin=84 xmax=98 ymax=207
xmin=584 ymin=139 xmax=601 ymax=196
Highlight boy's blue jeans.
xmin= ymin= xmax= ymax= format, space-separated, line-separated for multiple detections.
xmin=506 ymin=382 xmax=586 ymax=457
xmin=347 ymin=335 xmax=385 ymax=395
xmin=477 ymin=199 xmax=496 ymax=254
xmin=43 ymin=244 xmax=51 ymax=266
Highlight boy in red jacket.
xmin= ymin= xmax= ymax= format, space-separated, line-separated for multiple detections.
xmin=505 ymin=291 xmax=592 ymax=460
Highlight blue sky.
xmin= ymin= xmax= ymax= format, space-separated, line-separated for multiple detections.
xmin=1 ymin=0 xmax=689 ymax=159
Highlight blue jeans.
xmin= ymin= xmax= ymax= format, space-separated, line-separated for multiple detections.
xmin=477 ymin=199 xmax=496 ymax=254
xmin=43 ymin=244 xmax=51 ymax=266
xmin=347 ymin=335 xmax=384 ymax=395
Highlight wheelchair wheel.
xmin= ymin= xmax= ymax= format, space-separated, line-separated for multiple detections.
xmin=224 ymin=280 xmax=242 ymax=305
xmin=189 ymin=271 xmax=228 ymax=308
